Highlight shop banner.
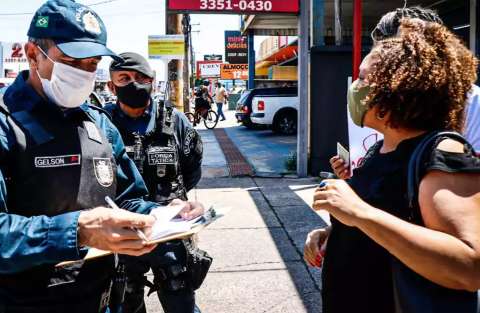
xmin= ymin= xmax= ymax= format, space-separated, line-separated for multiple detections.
xmin=220 ymin=64 xmax=248 ymax=80
xmin=204 ymin=54 xmax=223 ymax=61
xmin=2 ymin=42 xmax=27 ymax=65
xmin=197 ymin=61 xmax=222 ymax=78
xmin=148 ymin=35 xmax=185 ymax=60
xmin=225 ymin=31 xmax=247 ymax=65
xmin=168 ymin=0 xmax=300 ymax=14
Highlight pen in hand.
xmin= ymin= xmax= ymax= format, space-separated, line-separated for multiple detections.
xmin=104 ymin=196 xmax=150 ymax=242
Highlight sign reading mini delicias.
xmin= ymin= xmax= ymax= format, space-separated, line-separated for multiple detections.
xmin=225 ymin=31 xmax=247 ymax=65
xmin=167 ymin=0 xmax=299 ymax=14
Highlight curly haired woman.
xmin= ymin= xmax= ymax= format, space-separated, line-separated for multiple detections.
xmin=304 ymin=19 xmax=480 ymax=313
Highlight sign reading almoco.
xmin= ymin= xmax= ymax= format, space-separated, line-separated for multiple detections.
xmin=167 ymin=0 xmax=299 ymax=14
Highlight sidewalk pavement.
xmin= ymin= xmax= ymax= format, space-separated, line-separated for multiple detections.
xmin=145 ymin=176 xmax=327 ymax=313
xmin=198 ymin=128 xmax=230 ymax=178
xmin=190 ymin=176 xmax=326 ymax=313
xmin=197 ymin=110 xmax=297 ymax=177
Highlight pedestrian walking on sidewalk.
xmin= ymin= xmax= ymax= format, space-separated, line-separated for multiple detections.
xmin=305 ymin=18 xmax=480 ymax=313
xmin=214 ymin=82 xmax=228 ymax=121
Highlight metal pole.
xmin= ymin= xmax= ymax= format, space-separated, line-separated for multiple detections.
xmin=311 ymin=0 xmax=325 ymax=46
xmin=247 ymin=29 xmax=255 ymax=90
xmin=297 ymin=0 xmax=310 ymax=177
xmin=182 ymin=14 xmax=191 ymax=112
xmin=334 ymin=0 xmax=343 ymax=46
xmin=189 ymin=25 xmax=195 ymax=93
xmin=353 ymin=0 xmax=362 ymax=80
xmin=0 ymin=43 xmax=3 ymax=78
xmin=470 ymin=0 xmax=477 ymax=54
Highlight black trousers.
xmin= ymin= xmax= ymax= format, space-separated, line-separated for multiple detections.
xmin=111 ymin=240 xmax=196 ymax=313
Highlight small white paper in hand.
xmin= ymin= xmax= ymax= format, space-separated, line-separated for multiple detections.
xmin=149 ymin=204 xmax=184 ymax=223
xmin=148 ymin=204 xmax=202 ymax=241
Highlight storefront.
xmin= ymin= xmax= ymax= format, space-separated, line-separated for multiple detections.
xmin=309 ymin=0 xmax=478 ymax=176
xmin=243 ymin=0 xmax=479 ymax=176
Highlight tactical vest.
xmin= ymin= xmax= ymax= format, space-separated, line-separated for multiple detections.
xmin=111 ymin=101 xmax=187 ymax=205
xmin=0 ymin=97 xmax=116 ymax=312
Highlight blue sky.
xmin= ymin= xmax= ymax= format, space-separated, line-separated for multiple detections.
xmin=0 ymin=0 xmax=255 ymax=79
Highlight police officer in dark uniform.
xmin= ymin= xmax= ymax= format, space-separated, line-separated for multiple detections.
xmin=0 ymin=1 xmax=203 ymax=312
xmin=105 ymin=53 xmax=208 ymax=313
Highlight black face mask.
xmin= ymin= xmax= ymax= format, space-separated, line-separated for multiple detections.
xmin=115 ymin=81 xmax=152 ymax=108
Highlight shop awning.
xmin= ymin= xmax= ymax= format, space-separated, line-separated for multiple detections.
xmin=242 ymin=15 xmax=298 ymax=36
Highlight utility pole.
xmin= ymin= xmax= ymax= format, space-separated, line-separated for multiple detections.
xmin=165 ymin=11 xmax=184 ymax=110
xmin=470 ymin=0 xmax=477 ymax=54
xmin=190 ymin=26 xmax=200 ymax=96
xmin=334 ymin=0 xmax=343 ymax=46
xmin=298 ymin=0 xmax=310 ymax=177
xmin=182 ymin=14 xmax=191 ymax=112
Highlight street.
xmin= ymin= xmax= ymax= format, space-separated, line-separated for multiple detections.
xmin=146 ymin=110 xmax=328 ymax=313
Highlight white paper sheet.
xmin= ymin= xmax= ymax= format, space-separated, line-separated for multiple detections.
xmin=149 ymin=205 xmax=205 ymax=241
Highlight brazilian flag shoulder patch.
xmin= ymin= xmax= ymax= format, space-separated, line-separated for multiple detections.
xmin=35 ymin=16 xmax=49 ymax=28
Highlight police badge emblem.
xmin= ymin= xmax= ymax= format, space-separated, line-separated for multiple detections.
xmin=82 ymin=11 xmax=101 ymax=35
xmin=93 ymin=158 xmax=114 ymax=187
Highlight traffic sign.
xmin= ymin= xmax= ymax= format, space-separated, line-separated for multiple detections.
xmin=167 ymin=0 xmax=299 ymax=14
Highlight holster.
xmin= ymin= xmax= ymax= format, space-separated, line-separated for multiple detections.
xmin=109 ymin=263 xmax=126 ymax=310
xmin=185 ymin=240 xmax=212 ymax=291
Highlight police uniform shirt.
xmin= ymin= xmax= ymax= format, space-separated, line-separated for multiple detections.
xmin=0 ymin=71 xmax=157 ymax=274
xmin=104 ymin=101 xmax=203 ymax=192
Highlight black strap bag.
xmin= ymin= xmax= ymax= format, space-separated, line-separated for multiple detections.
xmin=392 ymin=131 xmax=480 ymax=313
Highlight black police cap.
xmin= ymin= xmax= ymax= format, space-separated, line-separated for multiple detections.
xmin=109 ymin=52 xmax=155 ymax=79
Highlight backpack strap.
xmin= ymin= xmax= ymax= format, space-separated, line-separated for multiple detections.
xmin=406 ymin=131 xmax=474 ymax=222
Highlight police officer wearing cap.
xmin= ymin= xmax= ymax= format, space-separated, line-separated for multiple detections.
xmin=105 ymin=52 xmax=207 ymax=313
xmin=0 ymin=1 xmax=203 ymax=312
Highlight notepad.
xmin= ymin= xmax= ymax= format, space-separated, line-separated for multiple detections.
xmin=56 ymin=206 xmax=226 ymax=267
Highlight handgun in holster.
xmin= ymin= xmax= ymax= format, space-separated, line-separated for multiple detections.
xmin=109 ymin=263 xmax=127 ymax=309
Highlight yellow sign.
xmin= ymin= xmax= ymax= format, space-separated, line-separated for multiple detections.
xmin=220 ymin=64 xmax=249 ymax=80
xmin=148 ymin=35 xmax=185 ymax=60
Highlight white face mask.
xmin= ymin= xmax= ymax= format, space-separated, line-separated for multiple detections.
xmin=36 ymin=47 xmax=96 ymax=108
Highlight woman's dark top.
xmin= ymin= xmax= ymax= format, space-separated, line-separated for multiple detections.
xmin=321 ymin=133 xmax=480 ymax=313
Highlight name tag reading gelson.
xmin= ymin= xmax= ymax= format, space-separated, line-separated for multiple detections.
xmin=148 ymin=151 xmax=176 ymax=165
xmin=35 ymin=154 xmax=81 ymax=168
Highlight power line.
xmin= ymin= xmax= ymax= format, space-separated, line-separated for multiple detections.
xmin=88 ymin=0 xmax=123 ymax=6
xmin=0 ymin=0 xmax=123 ymax=16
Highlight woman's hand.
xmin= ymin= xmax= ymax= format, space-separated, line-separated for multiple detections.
xmin=169 ymin=199 xmax=205 ymax=220
xmin=304 ymin=227 xmax=331 ymax=267
xmin=330 ymin=156 xmax=352 ymax=180
xmin=313 ymin=179 xmax=373 ymax=227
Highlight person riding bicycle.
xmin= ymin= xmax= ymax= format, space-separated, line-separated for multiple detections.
xmin=194 ymin=81 xmax=213 ymax=120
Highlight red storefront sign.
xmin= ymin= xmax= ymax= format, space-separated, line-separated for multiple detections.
xmin=167 ymin=0 xmax=299 ymax=14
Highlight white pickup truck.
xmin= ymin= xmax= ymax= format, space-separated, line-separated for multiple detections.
xmin=250 ymin=93 xmax=299 ymax=135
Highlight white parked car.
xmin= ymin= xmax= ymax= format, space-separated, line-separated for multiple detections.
xmin=250 ymin=94 xmax=299 ymax=135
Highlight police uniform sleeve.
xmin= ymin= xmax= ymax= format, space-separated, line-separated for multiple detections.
xmin=101 ymin=115 xmax=158 ymax=214
xmin=0 ymin=119 xmax=85 ymax=274
xmin=174 ymin=110 xmax=203 ymax=191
